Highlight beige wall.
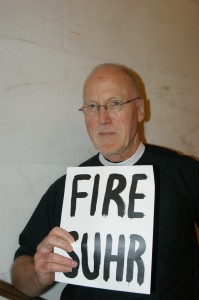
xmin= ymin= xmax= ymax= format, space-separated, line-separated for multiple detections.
xmin=0 ymin=0 xmax=199 ymax=299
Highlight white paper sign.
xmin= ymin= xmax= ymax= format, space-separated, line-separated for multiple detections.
xmin=55 ymin=166 xmax=155 ymax=295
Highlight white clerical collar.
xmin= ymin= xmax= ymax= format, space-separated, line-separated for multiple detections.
xmin=99 ymin=143 xmax=145 ymax=166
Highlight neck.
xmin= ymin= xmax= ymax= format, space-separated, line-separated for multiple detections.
xmin=99 ymin=143 xmax=145 ymax=166
xmin=103 ymin=139 xmax=142 ymax=163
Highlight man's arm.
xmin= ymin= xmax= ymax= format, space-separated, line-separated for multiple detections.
xmin=11 ymin=227 xmax=78 ymax=297
xmin=11 ymin=255 xmax=51 ymax=297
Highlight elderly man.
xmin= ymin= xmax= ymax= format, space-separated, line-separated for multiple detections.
xmin=11 ymin=63 xmax=199 ymax=300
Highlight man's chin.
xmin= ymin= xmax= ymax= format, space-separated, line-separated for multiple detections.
xmin=98 ymin=147 xmax=121 ymax=161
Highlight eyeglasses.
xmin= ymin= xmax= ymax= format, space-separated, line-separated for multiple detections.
xmin=78 ymin=97 xmax=141 ymax=116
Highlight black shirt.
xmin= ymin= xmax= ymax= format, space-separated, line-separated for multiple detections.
xmin=14 ymin=144 xmax=199 ymax=300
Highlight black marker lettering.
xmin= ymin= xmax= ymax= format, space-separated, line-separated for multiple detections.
xmin=81 ymin=232 xmax=101 ymax=280
xmin=126 ymin=234 xmax=146 ymax=285
xmin=128 ymin=174 xmax=147 ymax=218
xmin=90 ymin=174 xmax=100 ymax=216
xmin=104 ymin=234 xmax=125 ymax=282
xmin=102 ymin=174 xmax=126 ymax=217
xmin=70 ymin=174 xmax=91 ymax=217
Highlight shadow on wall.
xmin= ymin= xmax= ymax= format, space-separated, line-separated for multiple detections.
xmin=128 ymin=67 xmax=151 ymax=144
xmin=133 ymin=67 xmax=199 ymax=245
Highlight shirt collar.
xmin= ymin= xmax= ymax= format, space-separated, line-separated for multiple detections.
xmin=99 ymin=143 xmax=145 ymax=166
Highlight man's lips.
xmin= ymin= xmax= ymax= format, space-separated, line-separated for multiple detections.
xmin=98 ymin=131 xmax=115 ymax=135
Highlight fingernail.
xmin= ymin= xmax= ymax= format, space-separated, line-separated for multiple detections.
xmin=68 ymin=268 xmax=72 ymax=272
xmin=72 ymin=261 xmax=78 ymax=268
xmin=67 ymin=245 xmax=72 ymax=252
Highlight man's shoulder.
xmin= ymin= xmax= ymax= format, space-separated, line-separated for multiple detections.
xmin=144 ymin=143 xmax=198 ymax=165
xmin=47 ymin=174 xmax=66 ymax=194
xmin=47 ymin=154 xmax=101 ymax=191
xmin=146 ymin=143 xmax=178 ymax=155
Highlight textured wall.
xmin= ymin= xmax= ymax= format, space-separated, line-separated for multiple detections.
xmin=0 ymin=1 xmax=198 ymax=299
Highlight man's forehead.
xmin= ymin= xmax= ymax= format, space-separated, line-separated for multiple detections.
xmin=91 ymin=66 xmax=128 ymax=77
xmin=86 ymin=68 xmax=132 ymax=87
xmin=83 ymin=65 xmax=137 ymax=99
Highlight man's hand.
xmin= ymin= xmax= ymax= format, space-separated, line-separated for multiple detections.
xmin=34 ymin=227 xmax=78 ymax=286
xmin=12 ymin=227 xmax=78 ymax=297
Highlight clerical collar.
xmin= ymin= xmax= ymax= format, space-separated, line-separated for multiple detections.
xmin=99 ymin=143 xmax=145 ymax=166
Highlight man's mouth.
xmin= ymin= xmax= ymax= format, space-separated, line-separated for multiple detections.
xmin=98 ymin=131 xmax=115 ymax=135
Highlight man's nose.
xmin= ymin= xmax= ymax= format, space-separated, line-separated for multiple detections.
xmin=98 ymin=106 xmax=111 ymax=124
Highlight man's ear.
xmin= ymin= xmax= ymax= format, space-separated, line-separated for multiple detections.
xmin=137 ymin=98 xmax=145 ymax=122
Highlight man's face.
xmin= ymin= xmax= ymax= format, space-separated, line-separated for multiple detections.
xmin=83 ymin=67 xmax=145 ymax=162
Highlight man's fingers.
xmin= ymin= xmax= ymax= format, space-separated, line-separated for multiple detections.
xmin=35 ymin=252 xmax=78 ymax=273
xmin=50 ymin=227 xmax=74 ymax=243
xmin=37 ymin=227 xmax=74 ymax=253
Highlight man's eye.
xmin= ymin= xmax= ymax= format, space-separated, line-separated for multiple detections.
xmin=87 ymin=103 xmax=97 ymax=109
xmin=111 ymin=100 xmax=122 ymax=106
